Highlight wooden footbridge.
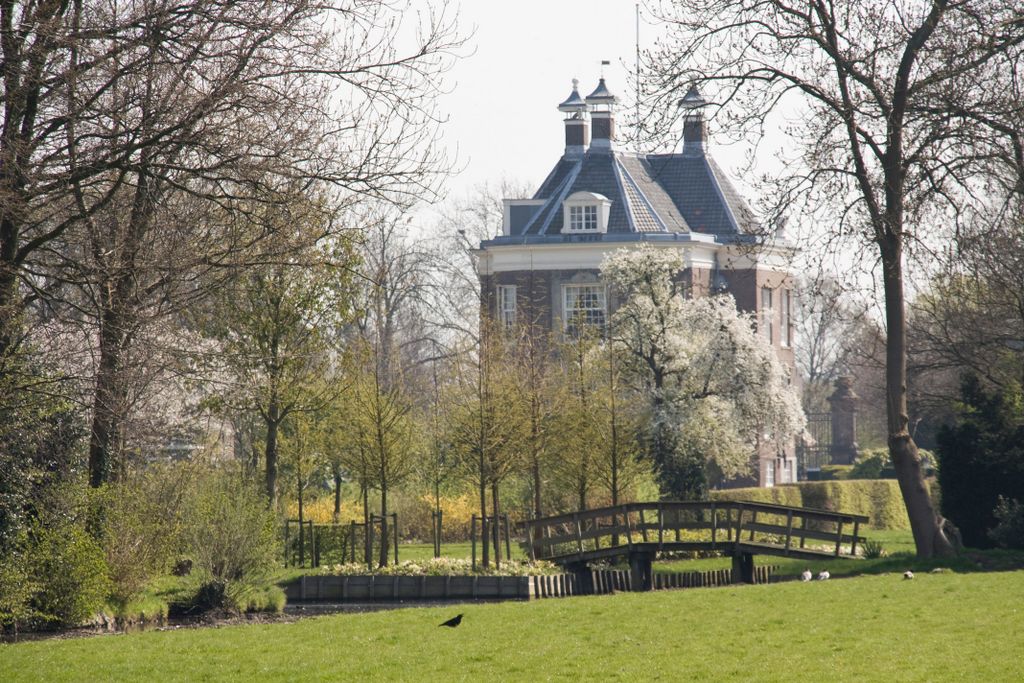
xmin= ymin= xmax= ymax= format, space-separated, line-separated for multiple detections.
xmin=521 ymin=501 xmax=869 ymax=594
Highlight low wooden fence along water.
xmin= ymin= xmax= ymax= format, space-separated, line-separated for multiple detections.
xmin=285 ymin=564 xmax=778 ymax=603
xmin=284 ymin=574 xmax=532 ymax=602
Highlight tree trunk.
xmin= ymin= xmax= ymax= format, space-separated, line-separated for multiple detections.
xmin=479 ymin=464 xmax=489 ymax=568
xmin=264 ymin=397 xmax=281 ymax=506
xmin=362 ymin=483 xmax=371 ymax=566
xmin=378 ymin=484 xmax=389 ymax=568
xmin=333 ymin=466 xmax=343 ymax=523
xmin=88 ymin=306 xmax=131 ymax=488
xmin=297 ymin=459 xmax=305 ymax=567
xmin=531 ymin=453 xmax=542 ymax=519
xmin=491 ymin=482 xmax=502 ymax=567
xmin=880 ymin=234 xmax=956 ymax=558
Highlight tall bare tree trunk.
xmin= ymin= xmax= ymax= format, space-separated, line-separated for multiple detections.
xmin=880 ymin=234 xmax=955 ymax=557
xmin=88 ymin=306 xmax=130 ymax=488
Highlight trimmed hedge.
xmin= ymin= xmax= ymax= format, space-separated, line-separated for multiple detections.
xmin=711 ymin=480 xmax=920 ymax=530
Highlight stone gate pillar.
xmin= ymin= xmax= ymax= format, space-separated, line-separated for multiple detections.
xmin=828 ymin=376 xmax=859 ymax=465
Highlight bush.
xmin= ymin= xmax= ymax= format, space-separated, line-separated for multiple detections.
xmin=860 ymin=538 xmax=886 ymax=559
xmin=936 ymin=376 xmax=1024 ymax=548
xmin=0 ymin=542 xmax=38 ymax=634
xmin=30 ymin=523 xmax=110 ymax=627
xmin=182 ymin=469 xmax=279 ymax=611
xmin=849 ymin=450 xmax=890 ymax=479
xmin=712 ymin=479 xmax=914 ymax=530
xmin=97 ymin=464 xmax=192 ymax=605
xmin=988 ymin=497 xmax=1024 ymax=550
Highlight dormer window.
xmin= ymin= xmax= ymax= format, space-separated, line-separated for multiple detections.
xmin=562 ymin=191 xmax=611 ymax=234
xmin=569 ymin=205 xmax=598 ymax=231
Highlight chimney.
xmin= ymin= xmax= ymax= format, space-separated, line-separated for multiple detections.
xmin=585 ymin=77 xmax=618 ymax=153
xmin=679 ymin=86 xmax=707 ymax=156
xmin=557 ymin=79 xmax=589 ymax=159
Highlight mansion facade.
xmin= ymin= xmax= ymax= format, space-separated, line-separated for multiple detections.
xmin=474 ymin=77 xmax=798 ymax=487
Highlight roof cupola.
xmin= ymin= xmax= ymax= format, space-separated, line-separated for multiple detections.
xmin=557 ymin=78 xmax=589 ymax=159
xmin=679 ymin=86 xmax=707 ymax=156
xmin=585 ymin=77 xmax=618 ymax=153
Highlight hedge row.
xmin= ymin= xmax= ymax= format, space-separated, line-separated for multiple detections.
xmin=710 ymin=480 xmax=931 ymax=530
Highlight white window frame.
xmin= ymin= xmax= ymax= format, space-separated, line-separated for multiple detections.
xmin=562 ymin=191 xmax=611 ymax=234
xmin=569 ymin=204 xmax=598 ymax=231
xmin=765 ymin=459 xmax=776 ymax=488
xmin=780 ymin=289 xmax=792 ymax=348
xmin=496 ymin=285 xmax=516 ymax=329
xmin=562 ymin=284 xmax=606 ymax=335
xmin=761 ymin=287 xmax=774 ymax=345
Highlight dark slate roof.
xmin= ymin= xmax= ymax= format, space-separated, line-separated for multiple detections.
xmin=585 ymin=77 xmax=618 ymax=103
xmin=557 ymin=82 xmax=586 ymax=111
xmin=511 ymin=145 xmax=757 ymax=238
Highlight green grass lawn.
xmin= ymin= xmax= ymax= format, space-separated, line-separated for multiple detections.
xmin=3 ymin=569 xmax=1023 ymax=681
xmin=396 ymin=542 xmax=526 ymax=563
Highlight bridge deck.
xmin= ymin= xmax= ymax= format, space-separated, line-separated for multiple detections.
xmin=521 ymin=500 xmax=869 ymax=567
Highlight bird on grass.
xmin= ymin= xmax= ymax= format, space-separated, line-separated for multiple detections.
xmin=903 ymin=570 xmax=914 ymax=580
xmin=439 ymin=614 xmax=463 ymax=628
xmin=800 ymin=569 xmax=813 ymax=582
xmin=817 ymin=570 xmax=830 ymax=581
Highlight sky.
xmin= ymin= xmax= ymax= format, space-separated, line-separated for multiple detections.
xmin=438 ymin=1 xmax=760 ymax=200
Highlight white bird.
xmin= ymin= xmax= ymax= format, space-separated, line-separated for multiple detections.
xmin=800 ymin=569 xmax=813 ymax=582
xmin=903 ymin=570 xmax=914 ymax=580
xmin=817 ymin=570 xmax=830 ymax=581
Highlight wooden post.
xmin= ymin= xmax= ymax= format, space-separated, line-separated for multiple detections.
xmin=800 ymin=515 xmax=807 ymax=549
xmin=851 ymin=520 xmax=861 ymax=557
xmin=573 ymin=513 xmax=584 ymax=554
xmin=834 ymin=520 xmax=844 ymax=557
xmin=639 ymin=508 xmax=649 ymax=542
xmin=784 ymin=510 xmax=794 ymax=556
xmin=731 ymin=553 xmax=755 ymax=584
xmin=749 ymin=510 xmax=757 ymax=542
xmin=711 ymin=502 xmax=718 ymax=548
xmin=735 ymin=503 xmax=745 ymax=552
xmin=657 ymin=503 xmax=664 ymax=549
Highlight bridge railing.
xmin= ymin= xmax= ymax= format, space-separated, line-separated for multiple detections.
xmin=521 ymin=500 xmax=869 ymax=563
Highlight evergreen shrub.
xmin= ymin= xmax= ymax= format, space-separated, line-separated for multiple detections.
xmin=936 ymin=376 xmax=1024 ymax=548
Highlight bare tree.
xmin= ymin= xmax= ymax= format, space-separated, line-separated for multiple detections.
xmin=0 ymin=1 xmax=463 ymax=487
xmin=193 ymin=199 xmax=356 ymax=505
xmin=642 ymin=0 xmax=1024 ymax=557
xmin=794 ymin=276 xmax=865 ymax=411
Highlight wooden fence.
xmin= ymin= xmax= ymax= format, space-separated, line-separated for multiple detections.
xmin=285 ymin=564 xmax=778 ymax=603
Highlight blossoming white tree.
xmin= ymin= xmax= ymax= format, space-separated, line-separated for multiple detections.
xmin=602 ymin=246 xmax=804 ymax=497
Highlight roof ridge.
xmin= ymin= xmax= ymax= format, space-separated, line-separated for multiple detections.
xmin=536 ymin=160 xmax=583 ymax=235
xmin=615 ymin=157 xmax=668 ymax=233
